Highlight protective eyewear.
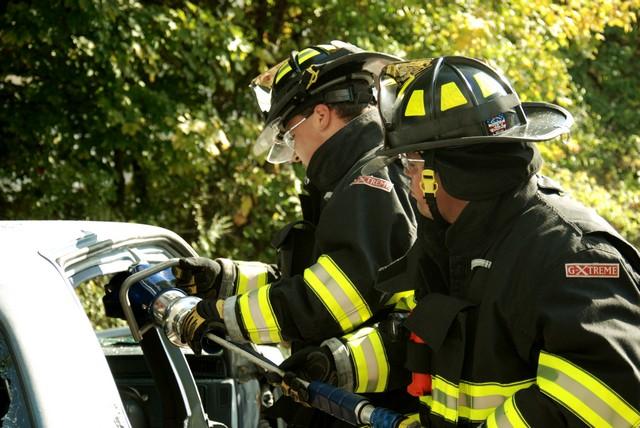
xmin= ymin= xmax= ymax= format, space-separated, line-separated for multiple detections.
xmin=255 ymin=116 xmax=307 ymax=164
xmin=399 ymin=153 xmax=424 ymax=173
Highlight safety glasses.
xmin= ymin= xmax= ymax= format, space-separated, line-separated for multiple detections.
xmin=254 ymin=115 xmax=308 ymax=164
xmin=399 ymin=152 xmax=424 ymax=174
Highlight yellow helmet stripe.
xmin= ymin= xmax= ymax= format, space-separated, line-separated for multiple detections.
xmin=274 ymin=48 xmax=324 ymax=85
xmin=405 ymin=89 xmax=426 ymax=117
xmin=473 ymin=71 xmax=503 ymax=98
xmin=440 ymin=82 xmax=467 ymax=111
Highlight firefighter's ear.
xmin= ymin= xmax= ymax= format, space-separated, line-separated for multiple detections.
xmin=313 ymin=104 xmax=332 ymax=131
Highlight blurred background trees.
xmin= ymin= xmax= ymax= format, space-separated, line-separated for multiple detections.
xmin=2 ymin=0 xmax=639 ymax=261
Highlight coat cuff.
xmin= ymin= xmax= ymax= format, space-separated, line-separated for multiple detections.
xmin=217 ymin=258 xmax=237 ymax=299
xmin=223 ymin=295 xmax=248 ymax=343
xmin=322 ymin=337 xmax=354 ymax=392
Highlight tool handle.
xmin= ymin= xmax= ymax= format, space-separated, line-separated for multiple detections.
xmin=308 ymin=381 xmax=366 ymax=426
xmin=369 ymin=406 xmax=408 ymax=428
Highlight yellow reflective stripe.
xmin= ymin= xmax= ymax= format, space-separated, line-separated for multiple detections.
xmin=431 ymin=376 xmax=459 ymax=422
xmin=473 ymin=71 xmax=502 ymax=98
xmin=538 ymin=351 xmax=640 ymax=427
xmin=238 ymin=285 xmax=282 ymax=344
xmin=440 ymin=81 xmax=467 ymax=111
xmin=429 ymin=376 xmax=535 ymax=424
xmin=503 ymin=395 xmax=529 ymax=427
xmin=487 ymin=395 xmax=530 ymax=428
xmin=384 ymin=290 xmax=414 ymax=308
xmin=236 ymin=261 xmax=269 ymax=294
xmin=458 ymin=379 xmax=534 ymax=421
xmin=419 ymin=394 xmax=433 ymax=407
xmin=402 ymin=413 xmax=421 ymax=426
xmin=303 ymin=255 xmax=372 ymax=332
xmin=405 ymin=89 xmax=426 ymax=117
xmin=384 ymin=290 xmax=416 ymax=310
xmin=344 ymin=327 xmax=389 ymax=393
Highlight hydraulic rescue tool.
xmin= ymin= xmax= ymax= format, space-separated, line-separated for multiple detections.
xmin=115 ymin=259 xmax=420 ymax=428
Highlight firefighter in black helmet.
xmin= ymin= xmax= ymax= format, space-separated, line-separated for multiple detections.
xmin=173 ymin=41 xmax=420 ymax=426
xmin=366 ymin=56 xmax=640 ymax=427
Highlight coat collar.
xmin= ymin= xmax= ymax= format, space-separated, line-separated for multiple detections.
xmin=444 ymin=176 xmax=538 ymax=256
xmin=305 ymin=109 xmax=384 ymax=193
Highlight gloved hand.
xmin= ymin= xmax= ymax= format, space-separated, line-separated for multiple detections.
xmin=179 ymin=298 xmax=226 ymax=355
xmin=172 ymin=257 xmax=223 ymax=299
xmin=264 ymin=346 xmax=336 ymax=405
xmin=280 ymin=345 xmax=337 ymax=385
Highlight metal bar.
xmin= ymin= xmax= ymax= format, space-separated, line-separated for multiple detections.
xmin=203 ymin=333 xmax=302 ymax=384
xmin=120 ymin=258 xmax=180 ymax=342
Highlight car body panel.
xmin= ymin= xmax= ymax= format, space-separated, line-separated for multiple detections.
xmin=0 ymin=221 xmax=197 ymax=427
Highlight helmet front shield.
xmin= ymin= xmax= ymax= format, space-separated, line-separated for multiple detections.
xmin=250 ymin=59 xmax=288 ymax=115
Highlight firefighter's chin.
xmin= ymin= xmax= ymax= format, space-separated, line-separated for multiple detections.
xmin=411 ymin=191 xmax=433 ymax=219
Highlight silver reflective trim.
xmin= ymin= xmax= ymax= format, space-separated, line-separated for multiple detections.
xmin=459 ymin=392 xmax=506 ymax=411
xmin=322 ymin=337 xmax=354 ymax=392
xmin=223 ymin=296 xmax=248 ymax=343
xmin=538 ymin=366 xmax=631 ymax=428
xmin=217 ymin=258 xmax=237 ymax=299
xmin=357 ymin=335 xmax=380 ymax=392
xmin=470 ymin=259 xmax=492 ymax=270
xmin=432 ymin=388 xmax=459 ymax=417
xmin=308 ymin=263 xmax=363 ymax=327
xmin=492 ymin=401 xmax=514 ymax=428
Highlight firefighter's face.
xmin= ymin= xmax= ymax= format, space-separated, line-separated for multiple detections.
xmin=286 ymin=104 xmax=346 ymax=167
xmin=401 ymin=152 xmax=432 ymax=218
xmin=285 ymin=111 xmax=319 ymax=167
xmin=402 ymin=152 xmax=469 ymax=223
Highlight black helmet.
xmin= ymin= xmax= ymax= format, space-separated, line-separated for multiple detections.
xmin=363 ymin=56 xmax=574 ymax=226
xmin=374 ymin=56 xmax=573 ymax=157
xmin=250 ymin=40 xmax=401 ymax=163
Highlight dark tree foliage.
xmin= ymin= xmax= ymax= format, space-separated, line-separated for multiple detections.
xmin=2 ymin=0 xmax=639 ymax=261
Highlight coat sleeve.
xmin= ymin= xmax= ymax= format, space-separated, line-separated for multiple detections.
xmin=486 ymin=244 xmax=640 ymax=427
xmin=222 ymin=174 xmax=416 ymax=344
xmin=323 ymin=316 xmax=412 ymax=394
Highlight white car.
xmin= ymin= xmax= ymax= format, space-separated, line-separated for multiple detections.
xmin=0 ymin=221 xmax=266 ymax=428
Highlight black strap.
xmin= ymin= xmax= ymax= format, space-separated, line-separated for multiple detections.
xmin=419 ymin=93 xmax=520 ymax=142
xmin=423 ymin=150 xmax=449 ymax=228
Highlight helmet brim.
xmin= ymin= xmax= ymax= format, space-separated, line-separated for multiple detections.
xmin=362 ymin=102 xmax=573 ymax=175
xmin=381 ymin=102 xmax=572 ymax=156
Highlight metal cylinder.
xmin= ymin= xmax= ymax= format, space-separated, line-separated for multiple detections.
xmin=151 ymin=289 xmax=201 ymax=348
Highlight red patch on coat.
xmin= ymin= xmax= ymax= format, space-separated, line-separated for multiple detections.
xmin=565 ymin=263 xmax=620 ymax=278
xmin=351 ymin=175 xmax=393 ymax=192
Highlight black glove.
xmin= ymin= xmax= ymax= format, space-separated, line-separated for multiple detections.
xmin=172 ymin=257 xmax=223 ymax=299
xmin=179 ymin=299 xmax=226 ymax=355
xmin=280 ymin=345 xmax=337 ymax=385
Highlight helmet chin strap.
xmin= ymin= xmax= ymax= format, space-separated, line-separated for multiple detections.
xmin=421 ymin=151 xmax=449 ymax=228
